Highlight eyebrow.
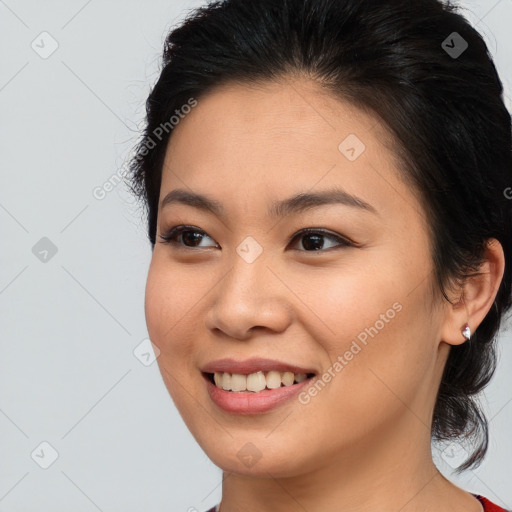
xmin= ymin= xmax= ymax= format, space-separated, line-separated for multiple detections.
xmin=159 ymin=187 xmax=378 ymax=218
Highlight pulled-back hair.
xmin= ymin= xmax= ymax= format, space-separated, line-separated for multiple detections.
xmin=127 ymin=0 xmax=512 ymax=471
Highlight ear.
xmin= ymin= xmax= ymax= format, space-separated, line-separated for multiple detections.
xmin=440 ymin=238 xmax=505 ymax=346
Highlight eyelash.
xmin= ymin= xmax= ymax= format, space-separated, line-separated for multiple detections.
xmin=158 ymin=225 xmax=354 ymax=252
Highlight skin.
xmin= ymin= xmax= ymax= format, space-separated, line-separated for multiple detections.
xmin=144 ymin=76 xmax=505 ymax=512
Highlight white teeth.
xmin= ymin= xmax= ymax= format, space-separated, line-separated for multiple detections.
xmin=221 ymin=373 xmax=232 ymax=391
xmin=246 ymin=371 xmax=266 ymax=392
xmin=265 ymin=370 xmax=282 ymax=389
xmin=281 ymin=371 xmax=294 ymax=386
xmin=231 ymin=373 xmax=247 ymax=392
xmin=211 ymin=370 xmax=310 ymax=392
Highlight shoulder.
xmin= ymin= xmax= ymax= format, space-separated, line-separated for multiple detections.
xmin=476 ymin=495 xmax=511 ymax=512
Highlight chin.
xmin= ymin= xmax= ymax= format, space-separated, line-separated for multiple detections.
xmin=195 ymin=431 xmax=318 ymax=478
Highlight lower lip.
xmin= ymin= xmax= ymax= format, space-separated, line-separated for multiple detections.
xmin=203 ymin=373 xmax=315 ymax=414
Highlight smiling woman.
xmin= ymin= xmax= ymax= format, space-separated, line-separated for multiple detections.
xmin=126 ymin=0 xmax=512 ymax=511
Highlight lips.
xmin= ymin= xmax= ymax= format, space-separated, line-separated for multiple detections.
xmin=201 ymin=357 xmax=317 ymax=375
xmin=201 ymin=358 xmax=318 ymax=412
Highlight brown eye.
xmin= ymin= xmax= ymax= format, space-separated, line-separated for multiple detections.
xmin=289 ymin=229 xmax=353 ymax=252
xmin=158 ymin=226 xmax=218 ymax=248
xmin=158 ymin=225 xmax=353 ymax=252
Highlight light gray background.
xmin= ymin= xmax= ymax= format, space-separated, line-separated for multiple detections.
xmin=0 ymin=1 xmax=511 ymax=511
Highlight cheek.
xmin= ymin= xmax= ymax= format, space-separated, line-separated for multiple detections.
xmin=144 ymin=257 xmax=199 ymax=369
xmin=299 ymin=262 xmax=437 ymax=422
xmin=144 ymin=258 xmax=207 ymax=420
xmin=290 ymin=260 xmax=403 ymax=351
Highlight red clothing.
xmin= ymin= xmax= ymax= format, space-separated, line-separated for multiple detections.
xmin=204 ymin=494 xmax=509 ymax=511
xmin=476 ymin=495 xmax=510 ymax=512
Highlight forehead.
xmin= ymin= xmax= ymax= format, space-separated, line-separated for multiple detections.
xmin=159 ymin=77 xmax=420 ymax=223
xmin=168 ymin=77 xmax=384 ymax=153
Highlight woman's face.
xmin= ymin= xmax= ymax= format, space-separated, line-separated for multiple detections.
xmin=145 ymin=77 xmax=451 ymax=477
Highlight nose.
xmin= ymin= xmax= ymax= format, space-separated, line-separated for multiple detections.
xmin=204 ymin=252 xmax=293 ymax=340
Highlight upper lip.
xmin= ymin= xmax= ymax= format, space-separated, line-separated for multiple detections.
xmin=201 ymin=358 xmax=317 ymax=375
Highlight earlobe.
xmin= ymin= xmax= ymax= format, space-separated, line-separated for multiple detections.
xmin=440 ymin=238 xmax=505 ymax=347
